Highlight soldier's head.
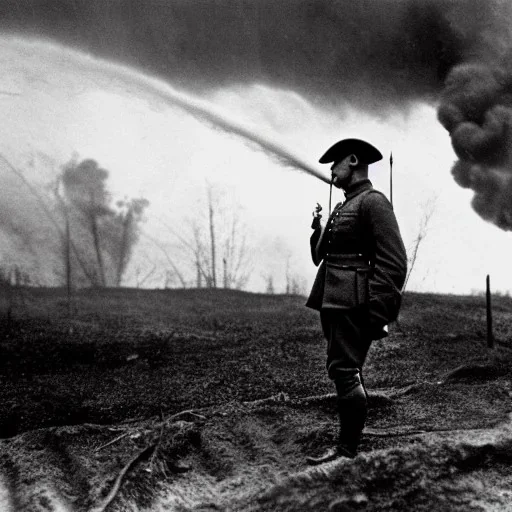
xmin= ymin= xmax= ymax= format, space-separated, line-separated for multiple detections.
xmin=319 ymin=138 xmax=382 ymax=190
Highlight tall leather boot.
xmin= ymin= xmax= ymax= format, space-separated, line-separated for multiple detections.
xmin=306 ymin=369 xmax=367 ymax=465
xmin=335 ymin=370 xmax=367 ymax=458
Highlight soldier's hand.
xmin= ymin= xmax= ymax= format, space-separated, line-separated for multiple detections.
xmin=313 ymin=203 xmax=322 ymax=217
xmin=311 ymin=203 xmax=322 ymax=229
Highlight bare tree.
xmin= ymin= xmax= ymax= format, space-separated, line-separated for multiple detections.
xmin=135 ymin=263 xmax=157 ymax=288
xmin=222 ymin=204 xmax=252 ymax=289
xmin=289 ymin=275 xmax=307 ymax=295
xmin=196 ymin=260 xmax=203 ymax=288
xmin=159 ymin=183 xmax=253 ymax=289
xmin=402 ymin=197 xmax=437 ymax=293
xmin=285 ymin=255 xmax=291 ymax=294
xmin=192 ymin=221 xmax=214 ymax=287
xmin=148 ymin=218 xmax=207 ymax=288
xmin=264 ymin=273 xmax=275 ymax=294
xmin=260 ymin=236 xmax=305 ymax=295
xmin=59 ymin=158 xmax=149 ymax=287
xmin=138 ymin=230 xmax=187 ymax=288
xmin=208 ymin=186 xmax=217 ymax=288
xmin=0 ymin=153 xmax=98 ymax=287
xmin=115 ymin=198 xmax=150 ymax=286
xmin=284 ymin=254 xmax=306 ymax=295
xmin=60 ymin=159 xmax=111 ymax=286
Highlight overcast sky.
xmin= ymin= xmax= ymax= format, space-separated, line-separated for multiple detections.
xmin=1 ymin=1 xmax=512 ymax=295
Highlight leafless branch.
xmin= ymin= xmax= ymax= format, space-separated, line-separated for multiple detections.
xmin=94 ymin=432 xmax=130 ymax=452
xmin=139 ymin=230 xmax=187 ymax=287
xmin=0 ymin=153 xmax=96 ymax=285
xmin=402 ymin=197 xmax=436 ymax=293
xmin=90 ymin=444 xmax=156 ymax=512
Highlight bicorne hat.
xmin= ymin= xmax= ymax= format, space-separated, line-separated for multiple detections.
xmin=319 ymin=138 xmax=383 ymax=165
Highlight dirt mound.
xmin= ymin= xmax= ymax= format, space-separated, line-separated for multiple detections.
xmin=244 ymin=420 xmax=512 ymax=512
xmin=1 ymin=384 xmax=511 ymax=512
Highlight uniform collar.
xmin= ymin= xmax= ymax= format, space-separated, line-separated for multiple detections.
xmin=344 ymin=179 xmax=373 ymax=201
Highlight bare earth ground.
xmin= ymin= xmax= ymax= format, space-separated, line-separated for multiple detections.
xmin=0 ymin=288 xmax=511 ymax=511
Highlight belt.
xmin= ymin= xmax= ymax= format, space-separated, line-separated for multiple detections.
xmin=325 ymin=252 xmax=368 ymax=265
xmin=325 ymin=253 xmax=369 ymax=267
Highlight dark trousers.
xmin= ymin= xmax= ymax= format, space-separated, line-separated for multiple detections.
xmin=320 ymin=307 xmax=371 ymax=455
xmin=320 ymin=307 xmax=372 ymax=379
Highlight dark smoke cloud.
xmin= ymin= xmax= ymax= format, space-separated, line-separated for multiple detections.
xmin=2 ymin=0 xmax=512 ymax=230
xmin=438 ymin=58 xmax=512 ymax=230
xmin=0 ymin=0 xmax=503 ymax=110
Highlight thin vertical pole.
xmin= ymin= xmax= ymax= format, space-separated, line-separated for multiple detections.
xmin=486 ymin=274 xmax=494 ymax=349
xmin=389 ymin=152 xmax=394 ymax=208
xmin=328 ymin=179 xmax=333 ymax=216
xmin=65 ymin=212 xmax=72 ymax=316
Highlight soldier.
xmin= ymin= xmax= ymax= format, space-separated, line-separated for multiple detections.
xmin=305 ymin=138 xmax=407 ymax=465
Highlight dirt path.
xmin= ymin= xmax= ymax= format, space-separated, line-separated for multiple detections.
xmin=1 ymin=376 xmax=511 ymax=511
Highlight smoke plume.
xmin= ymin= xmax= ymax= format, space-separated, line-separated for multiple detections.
xmin=438 ymin=60 xmax=512 ymax=230
xmin=0 ymin=0 xmax=505 ymax=109
xmin=2 ymin=0 xmax=512 ymax=230
xmin=61 ymin=158 xmax=149 ymax=287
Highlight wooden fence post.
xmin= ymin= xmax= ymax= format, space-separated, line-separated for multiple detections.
xmin=486 ymin=274 xmax=494 ymax=349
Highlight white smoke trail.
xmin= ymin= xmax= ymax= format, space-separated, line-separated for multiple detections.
xmin=4 ymin=36 xmax=331 ymax=185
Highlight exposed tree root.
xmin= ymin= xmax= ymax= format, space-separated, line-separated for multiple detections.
xmin=89 ymin=443 xmax=156 ymax=512
xmin=166 ymin=410 xmax=207 ymax=422
xmin=94 ymin=432 xmax=130 ymax=453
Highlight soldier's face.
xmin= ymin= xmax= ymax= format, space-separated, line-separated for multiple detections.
xmin=331 ymin=155 xmax=354 ymax=189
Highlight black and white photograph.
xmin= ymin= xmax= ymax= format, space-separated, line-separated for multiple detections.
xmin=0 ymin=1 xmax=512 ymax=510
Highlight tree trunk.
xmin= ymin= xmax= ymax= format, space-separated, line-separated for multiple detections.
xmin=65 ymin=211 xmax=72 ymax=314
xmin=3 ymin=155 xmax=96 ymax=286
xmin=90 ymin=211 xmax=106 ymax=287
xmin=116 ymin=208 xmax=133 ymax=287
xmin=196 ymin=259 xmax=202 ymax=288
xmin=208 ymin=188 xmax=217 ymax=288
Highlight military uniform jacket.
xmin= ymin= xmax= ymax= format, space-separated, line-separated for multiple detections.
xmin=306 ymin=180 xmax=407 ymax=331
